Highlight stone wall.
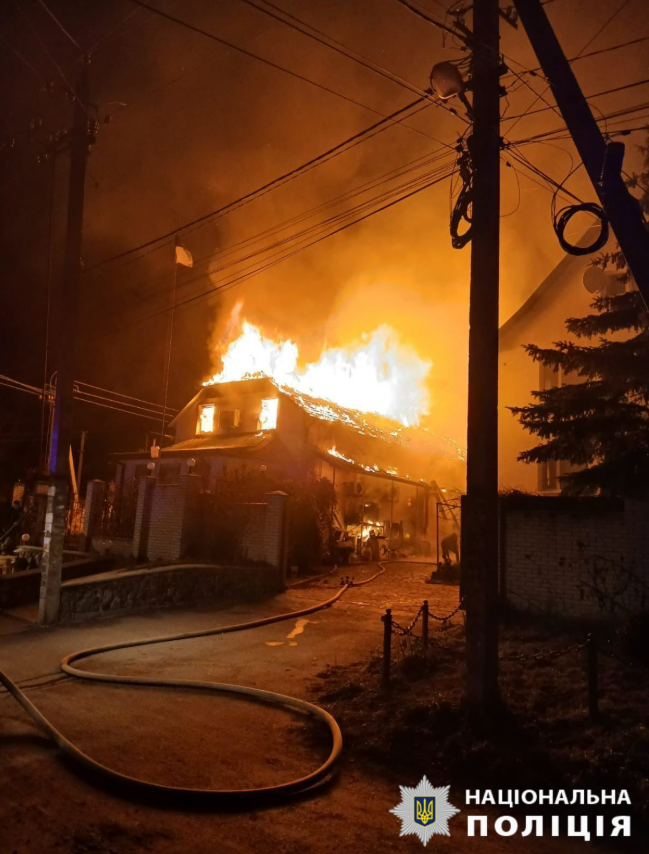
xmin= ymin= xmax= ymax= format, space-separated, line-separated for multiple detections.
xmin=59 ymin=562 xmax=284 ymax=623
xmin=0 ymin=556 xmax=115 ymax=610
xmin=500 ymin=495 xmax=649 ymax=620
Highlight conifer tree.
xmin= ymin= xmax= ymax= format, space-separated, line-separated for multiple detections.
xmin=511 ymin=141 xmax=649 ymax=496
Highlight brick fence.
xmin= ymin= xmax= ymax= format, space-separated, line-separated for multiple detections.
xmin=83 ymin=475 xmax=289 ymax=576
xmin=500 ymin=494 xmax=649 ymax=620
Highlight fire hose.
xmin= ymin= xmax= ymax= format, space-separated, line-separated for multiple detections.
xmin=0 ymin=563 xmax=386 ymax=805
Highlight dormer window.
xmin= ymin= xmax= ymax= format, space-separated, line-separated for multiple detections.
xmin=197 ymin=403 xmax=215 ymax=434
xmin=259 ymin=398 xmax=279 ymax=430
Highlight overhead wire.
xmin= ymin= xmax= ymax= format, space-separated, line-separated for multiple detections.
xmin=124 ymin=0 xmax=459 ymax=145
xmin=107 ymin=147 xmax=455 ymax=315
xmin=87 ymin=96 xmax=450 ymax=273
xmin=503 ymin=0 xmax=638 ymax=135
xmin=110 ymin=160 xmax=458 ymax=333
xmin=35 ymin=0 xmax=81 ymax=49
xmin=9 ymin=0 xmax=88 ymax=115
xmin=124 ymin=140 xmax=452 ymax=302
xmin=235 ymin=0 xmax=469 ymax=122
xmin=505 ymin=77 xmax=649 ymax=121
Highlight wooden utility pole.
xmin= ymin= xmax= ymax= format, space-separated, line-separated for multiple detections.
xmin=39 ymin=60 xmax=92 ymax=625
xmin=513 ymin=0 xmax=649 ymax=306
xmin=462 ymin=0 xmax=501 ymax=705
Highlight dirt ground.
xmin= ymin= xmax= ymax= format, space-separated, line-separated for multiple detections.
xmin=0 ymin=562 xmax=638 ymax=853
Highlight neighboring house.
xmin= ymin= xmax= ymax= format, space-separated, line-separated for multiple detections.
xmin=498 ymin=227 xmax=622 ymax=492
xmin=115 ymin=376 xmax=465 ymax=552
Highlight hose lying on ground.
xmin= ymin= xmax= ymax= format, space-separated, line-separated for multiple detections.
xmin=0 ymin=563 xmax=386 ymax=804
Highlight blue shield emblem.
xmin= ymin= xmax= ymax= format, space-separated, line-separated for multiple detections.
xmin=414 ymin=796 xmax=436 ymax=827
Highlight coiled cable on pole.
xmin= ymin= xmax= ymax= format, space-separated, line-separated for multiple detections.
xmin=553 ymin=202 xmax=609 ymax=256
xmin=450 ymin=147 xmax=473 ymax=249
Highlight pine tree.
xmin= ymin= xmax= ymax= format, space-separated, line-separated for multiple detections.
xmin=510 ymin=142 xmax=649 ymax=496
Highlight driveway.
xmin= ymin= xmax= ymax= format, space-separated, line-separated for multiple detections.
xmin=0 ymin=562 xmax=621 ymax=853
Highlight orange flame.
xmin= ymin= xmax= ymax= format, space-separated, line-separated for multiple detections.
xmin=205 ymin=317 xmax=432 ymax=426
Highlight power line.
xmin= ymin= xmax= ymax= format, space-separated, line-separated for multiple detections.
xmin=99 ymin=143 xmax=454 ymax=321
xmin=505 ymin=77 xmax=649 ymax=122
xmin=10 ymin=0 xmax=87 ymax=115
xmin=502 ymin=34 xmax=649 ymax=81
xmin=236 ymin=0 xmax=468 ymax=122
xmin=577 ymin=0 xmax=633 ymax=57
xmin=87 ymin=96 xmax=446 ymax=272
xmin=504 ymin=0 xmax=636 ymax=135
xmin=112 ymin=159 xmax=457 ymax=332
xmin=125 ymin=139 xmax=451 ymax=302
xmin=125 ymin=0 xmax=457 ymax=144
xmin=391 ymin=0 xmax=468 ymax=41
xmin=35 ymin=0 xmax=80 ymax=50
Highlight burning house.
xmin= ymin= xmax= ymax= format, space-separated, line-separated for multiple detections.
xmin=116 ymin=375 xmax=464 ymax=555
xmin=114 ymin=319 xmax=465 ymax=557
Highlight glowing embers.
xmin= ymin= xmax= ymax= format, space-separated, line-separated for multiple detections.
xmin=259 ymin=397 xmax=279 ymax=430
xmin=197 ymin=403 xmax=215 ymax=434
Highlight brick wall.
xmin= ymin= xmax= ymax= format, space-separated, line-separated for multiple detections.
xmin=500 ymin=495 xmax=649 ymax=620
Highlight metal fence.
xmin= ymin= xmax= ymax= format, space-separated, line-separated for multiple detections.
xmin=98 ymin=480 xmax=138 ymax=540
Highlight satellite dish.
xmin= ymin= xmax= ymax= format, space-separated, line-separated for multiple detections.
xmin=583 ymin=265 xmax=609 ymax=294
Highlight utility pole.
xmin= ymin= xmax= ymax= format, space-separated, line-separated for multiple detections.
xmin=513 ymin=0 xmax=649 ymax=306
xmin=462 ymin=0 xmax=501 ymax=705
xmin=39 ymin=59 xmax=93 ymax=625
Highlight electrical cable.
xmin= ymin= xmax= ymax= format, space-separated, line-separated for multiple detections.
xmin=391 ymin=0 xmax=468 ymax=42
xmin=35 ymin=0 xmax=81 ymax=49
xmin=552 ymin=202 xmax=609 ymax=255
xmin=504 ymin=0 xmax=638 ymax=134
xmin=0 ymin=564 xmax=387 ymax=802
xmin=9 ymin=0 xmax=88 ymax=116
xmin=505 ymin=78 xmax=649 ymax=122
xmin=122 ymin=143 xmax=452 ymax=303
xmin=449 ymin=146 xmax=472 ymax=248
xmin=110 ymin=160 xmax=457 ymax=331
xmin=87 ymin=96 xmax=446 ymax=273
xmin=124 ymin=0 xmax=456 ymax=147
xmin=236 ymin=0 xmax=468 ymax=122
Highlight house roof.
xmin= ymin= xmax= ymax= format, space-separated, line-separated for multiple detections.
xmin=160 ymin=432 xmax=274 ymax=455
xmin=498 ymin=225 xmax=601 ymax=347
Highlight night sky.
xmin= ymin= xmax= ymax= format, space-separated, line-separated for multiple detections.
xmin=1 ymin=0 xmax=648 ymax=493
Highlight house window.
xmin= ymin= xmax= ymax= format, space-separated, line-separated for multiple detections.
xmin=259 ymin=398 xmax=279 ymax=430
xmin=197 ymin=404 xmax=215 ymax=434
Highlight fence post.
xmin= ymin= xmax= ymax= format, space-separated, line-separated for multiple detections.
xmin=587 ymin=633 xmax=599 ymax=719
xmin=422 ymin=599 xmax=429 ymax=651
xmin=382 ymin=608 xmax=392 ymax=688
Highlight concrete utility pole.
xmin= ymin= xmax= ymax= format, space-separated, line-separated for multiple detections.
xmin=39 ymin=60 xmax=93 ymax=625
xmin=513 ymin=0 xmax=649 ymax=306
xmin=462 ymin=0 xmax=501 ymax=705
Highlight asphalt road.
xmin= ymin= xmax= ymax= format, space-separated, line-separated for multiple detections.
xmin=0 ymin=563 xmax=627 ymax=853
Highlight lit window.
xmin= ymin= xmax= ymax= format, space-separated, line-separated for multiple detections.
xmin=197 ymin=404 xmax=215 ymax=434
xmin=259 ymin=398 xmax=279 ymax=430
